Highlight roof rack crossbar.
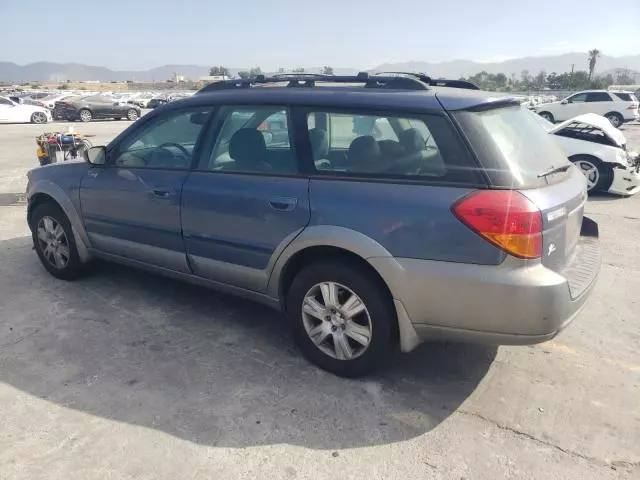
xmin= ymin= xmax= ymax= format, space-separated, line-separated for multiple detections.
xmin=198 ymin=71 xmax=431 ymax=93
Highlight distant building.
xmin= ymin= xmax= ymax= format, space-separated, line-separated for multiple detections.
xmin=172 ymin=72 xmax=186 ymax=83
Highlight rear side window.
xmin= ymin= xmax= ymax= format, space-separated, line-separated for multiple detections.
xmin=454 ymin=106 xmax=570 ymax=188
xmin=612 ymin=92 xmax=636 ymax=102
xmin=304 ymin=110 xmax=482 ymax=185
xmin=586 ymin=92 xmax=612 ymax=102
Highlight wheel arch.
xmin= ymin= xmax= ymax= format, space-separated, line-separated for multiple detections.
xmin=27 ymin=181 xmax=92 ymax=262
xmin=268 ymin=226 xmax=415 ymax=350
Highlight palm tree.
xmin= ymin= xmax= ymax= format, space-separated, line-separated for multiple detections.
xmin=588 ymin=49 xmax=601 ymax=81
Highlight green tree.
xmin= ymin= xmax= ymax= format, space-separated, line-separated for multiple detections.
xmin=58 ymin=83 xmax=69 ymax=90
xmin=209 ymin=66 xmax=229 ymax=77
xmin=249 ymin=67 xmax=262 ymax=76
xmin=587 ymin=49 xmax=601 ymax=80
xmin=322 ymin=66 xmax=334 ymax=75
xmin=237 ymin=71 xmax=250 ymax=79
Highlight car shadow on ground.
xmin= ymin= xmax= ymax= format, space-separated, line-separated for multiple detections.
xmin=0 ymin=235 xmax=496 ymax=450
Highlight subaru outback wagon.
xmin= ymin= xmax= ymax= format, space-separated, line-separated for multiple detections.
xmin=26 ymin=73 xmax=601 ymax=377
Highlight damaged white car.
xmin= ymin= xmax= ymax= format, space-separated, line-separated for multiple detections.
xmin=535 ymin=112 xmax=640 ymax=195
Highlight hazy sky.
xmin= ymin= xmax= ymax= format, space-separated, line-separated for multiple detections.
xmin=1 ymin=0 xmax=638 ymax=70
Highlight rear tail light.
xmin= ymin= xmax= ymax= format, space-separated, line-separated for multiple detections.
xmin=452 ymin=190 xmax=543 ymax=259
xmin=628 ymin=104 xmax=638 ymax=110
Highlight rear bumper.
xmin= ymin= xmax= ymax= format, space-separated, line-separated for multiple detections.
xmin=371 ymin=217 xmax=601 ymax=350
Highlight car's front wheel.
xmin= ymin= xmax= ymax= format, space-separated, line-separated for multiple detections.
xmin=31 ymin=111 xmax=48 ymax=124
xmin=538 ymin=111 xmax=554 ymax=123
xmin=30 ymin=203 xmax=86 ymax=280
xmin=127 ymin=109 xmax=139 ymax=121
xmin=570 ymin=155 xmax=613 ymax=193
xmin=287 ymin=261 xmax=396 ymax=377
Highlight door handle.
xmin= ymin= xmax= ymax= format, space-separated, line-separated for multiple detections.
xmin=150 ymin=188 xmax=175 ymax=198
xmin=269 ymin=197 xmax=297 ymax=211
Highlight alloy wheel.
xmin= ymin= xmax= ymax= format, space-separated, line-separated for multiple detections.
xmin=36 ymin=216 xmax=70 ymax=269
xmin=80 ymin=110 xmax=92 ymax=122
xmin=301 ymin=281 xmax=372 ymax=360
xmin=32 ymin=112 xmax=47 ymax=124
xmin=127 ymin=109 xmax=139 ymax=121
xmin=575 ymin=160 xmax=599 ymax=191
xmin=606 ymin=114 xmax=621 ymax=128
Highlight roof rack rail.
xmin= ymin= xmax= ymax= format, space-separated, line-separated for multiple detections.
xmin=197 ymin=71 xmax=430 ymax=94
xmin=372 ymin=71 xmax=480 ymax=90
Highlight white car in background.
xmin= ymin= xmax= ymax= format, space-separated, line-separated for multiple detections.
xmin=0 ymin=96 xmax=52 ymax=124
xmin=39 ymin=93 xmax=79 ymax=110
xmin=533 ymin=90 xmax=639 ymax=128
xmin=534 ymin=112 xmax=640 ymax=195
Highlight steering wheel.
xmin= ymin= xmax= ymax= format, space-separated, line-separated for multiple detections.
xmin=157 ymin=142 xmax=190 ymax=159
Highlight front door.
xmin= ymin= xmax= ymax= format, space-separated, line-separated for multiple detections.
xmin=181 ymin=105 xmax=310 ymax=292
xmin=560 ymin=92 xmax=588 ymax=121
xmin=80 ymin=106 xmax=214 ymax=271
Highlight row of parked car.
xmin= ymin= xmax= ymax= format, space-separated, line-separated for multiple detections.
xmin=0 ymin=89 xmax=195 ymax=123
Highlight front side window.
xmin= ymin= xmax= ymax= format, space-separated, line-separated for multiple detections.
xmin=203 ymin=106 xmax=297 ymax=174
xmin=112 ymin=107 xmax=212 ymax=169
xmin=304 ymin=110 xmax=479 ymax=184
xmin=568 ymin=93 xmax=587 ymax=103
xmin=586 ymin=92 xmax=612 ymax=102
xmin=0 ymin=97 xmax=13 ymax=106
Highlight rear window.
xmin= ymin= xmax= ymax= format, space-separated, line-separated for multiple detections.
xmin=612 ymin=92 xmax=637 ymax=102
xmin=454 ymin=106 xmax=570 ymax=188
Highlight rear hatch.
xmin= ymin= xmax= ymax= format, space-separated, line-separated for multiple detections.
xmin=451 ymin=104 xmax=590 ymax=279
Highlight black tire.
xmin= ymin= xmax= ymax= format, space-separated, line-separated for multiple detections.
xmin=30 ymin=202 xmax=86 ymax=280
xmin=605 ymin=112 xmax=623 ymax=129
xmin=539 ymin=111 xmax=554 ymax=123
xmin=570 ymin=155 xmax=613 ymax=193
xmin=286 ymin=260 xmax=396 ymax=377
xmin=30 ymin=111 xmax=48 ymax=124
xmin=79 ymin=109 xmax=92 ymax=123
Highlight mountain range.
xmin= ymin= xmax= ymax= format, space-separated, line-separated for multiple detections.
xmin=1 ymin=53 xmax=639 ymax=83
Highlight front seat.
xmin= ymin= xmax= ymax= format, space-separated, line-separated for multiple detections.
xmin=309 ymin=128 xmax=331 ymax=170
xmin=227 ymin=128 xmax=272 ymax=172
xmin=347 ymin=135 xmax=382 ymax=172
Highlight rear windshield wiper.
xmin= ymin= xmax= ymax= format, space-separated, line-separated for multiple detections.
xmin=538 ymin=164 xmax=572 ymax=178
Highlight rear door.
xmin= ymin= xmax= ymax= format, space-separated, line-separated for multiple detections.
xmin=181 ymin=105 xmax=310 ymax=292
xmin=585 ymin=91 xmax=614 ymax=116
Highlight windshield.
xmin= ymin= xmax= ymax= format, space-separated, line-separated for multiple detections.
xmin=454 ymin=105 xmax=570 ymax=187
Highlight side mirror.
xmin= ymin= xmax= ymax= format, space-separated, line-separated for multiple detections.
xmin=85 ymin=146 xmax=107 ymax=165
xmin=561 ymin=100 xmax=568 ymax=104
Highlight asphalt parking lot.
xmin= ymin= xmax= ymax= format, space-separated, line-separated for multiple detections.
xmin=0 ymin=118 xmax=639 ymax=480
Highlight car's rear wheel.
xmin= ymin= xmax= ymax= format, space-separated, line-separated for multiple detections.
xmin=570 ymin=155 xmax=613 ymax=193
xmin=31 ymin=111 xmax=48 ymax=124
xmin=539 ymin=111 xmax=554 ymax=123
xmin=286 ymin=261 xmax=396 ymax=377
xmin=30 ymin=203 xmax=85 ymax=280
xmin=127 ymin=109 xmax=139 ymax=121
xmin=79 ymin=109 xmax=92 ymax=122
xmin=605 ymin=112 xmax=623 ymax=128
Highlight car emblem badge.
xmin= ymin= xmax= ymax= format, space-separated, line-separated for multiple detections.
xmin=548 ymin=243 xmax=557 ymax=256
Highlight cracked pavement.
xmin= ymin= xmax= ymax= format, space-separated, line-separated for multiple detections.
xmin=0 ymin=119 xmax=638 ymax=479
